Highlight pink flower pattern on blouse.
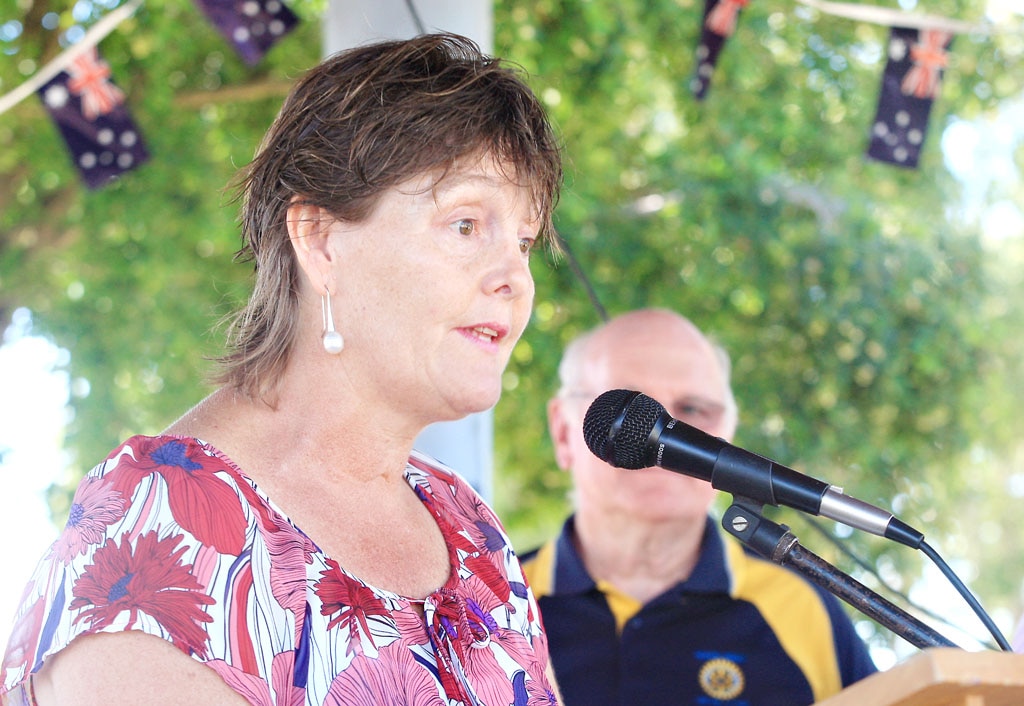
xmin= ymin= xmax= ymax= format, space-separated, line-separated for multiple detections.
xmin=0 ymin=435 xmax=556 ymax=706
xmin=49 ymin=475 xmax=126 ymax=563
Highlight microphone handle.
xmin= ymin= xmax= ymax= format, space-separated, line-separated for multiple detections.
xmin=648 ymin=401 xmax=926 ymax=548
xmin=713 ymin=446 xmax=828 ymax=515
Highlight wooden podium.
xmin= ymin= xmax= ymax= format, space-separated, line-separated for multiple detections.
xmin=814 ymin=648 xmax=1024 ymax=706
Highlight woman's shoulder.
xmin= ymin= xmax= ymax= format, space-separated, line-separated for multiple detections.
xmin=94 ymin=434 xmax=277 ymax=554
xmin=101 ymin=434 xmax=244 ymax=477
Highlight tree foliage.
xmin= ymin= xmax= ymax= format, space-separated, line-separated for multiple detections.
xmin=491 ymin=0 xmax=1024 ymax=651
xmin=2 ymin=0 xmax=1024 ymax=653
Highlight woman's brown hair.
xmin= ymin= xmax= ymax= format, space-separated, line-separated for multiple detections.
xmin=214 ymin=33 xmax=563 ymax=400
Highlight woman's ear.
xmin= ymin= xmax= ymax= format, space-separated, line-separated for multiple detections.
xmin=287 ymin=198 xmax=334 ymax=295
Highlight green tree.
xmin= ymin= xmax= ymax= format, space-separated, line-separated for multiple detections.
xmin=490 ymin=0 xmax=1024 ymax=654
xmin=2 ymin=0 xmax=1023 ymax=655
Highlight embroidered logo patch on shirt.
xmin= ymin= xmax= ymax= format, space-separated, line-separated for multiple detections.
xmin=698 ymin=656 xmax=745 ymax=700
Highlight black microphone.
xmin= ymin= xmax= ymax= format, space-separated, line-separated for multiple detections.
xmin=583 ymin=389 xmax=924 ymax=549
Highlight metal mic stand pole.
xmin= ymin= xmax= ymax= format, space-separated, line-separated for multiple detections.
xmin=722 ymin=497 xmax=959 ymax=650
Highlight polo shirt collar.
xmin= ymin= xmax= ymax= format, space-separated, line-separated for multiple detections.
xmin=551 ymin=515 xmax=733 ymax=597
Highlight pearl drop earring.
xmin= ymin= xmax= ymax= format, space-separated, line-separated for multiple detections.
xmin=321 ymin=287 xmax=344 ymax=355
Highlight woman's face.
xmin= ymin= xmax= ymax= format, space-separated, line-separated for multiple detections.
xmin=327 ymin=156 xmax=540 ymax=427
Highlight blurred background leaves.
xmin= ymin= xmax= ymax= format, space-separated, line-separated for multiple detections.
xmin=2 ymin=0 xmax=1023 ymax=656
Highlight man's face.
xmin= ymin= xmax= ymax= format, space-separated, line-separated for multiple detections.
xmin=549 ymin=312 xmax=736 ymax=525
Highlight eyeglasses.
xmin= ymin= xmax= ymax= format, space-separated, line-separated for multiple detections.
xmin=562 ymin=390 xmax=727 ymax=431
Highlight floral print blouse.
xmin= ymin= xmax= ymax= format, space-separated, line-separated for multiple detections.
xmin=0 ymin=435 xmax=557 ymax=706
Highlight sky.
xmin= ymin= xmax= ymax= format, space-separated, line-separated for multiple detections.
xmin=0 ymin=310 xmax=72 ymax=652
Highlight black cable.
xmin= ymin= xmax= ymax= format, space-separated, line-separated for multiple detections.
xmin=403 ymin=0 xmax=426 ymax=35
xmin=920 ymin=540 xmax=1012 ymax=651
xmin=802 ymin=516 xmax=1007 ymax=651
xmin=553 ymin=232 xmax=608 ymax=323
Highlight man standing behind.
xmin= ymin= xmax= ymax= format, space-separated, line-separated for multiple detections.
xmin=520 ymin=308 xmax=876 ymax=705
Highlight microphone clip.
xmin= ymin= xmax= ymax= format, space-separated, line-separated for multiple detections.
xmin=722 ymin=497 xmax=798 ymax=564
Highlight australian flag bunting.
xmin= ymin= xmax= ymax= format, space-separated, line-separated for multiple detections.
xmin=691 ymin=0 xmax=749 ymax=100
xmin=866 ymin=26 xmax=954 ymax=168
xmin=37 ymin=47 xmax=149 ymax=189
xmin=193 ymin=0 xmax=299 ymax=65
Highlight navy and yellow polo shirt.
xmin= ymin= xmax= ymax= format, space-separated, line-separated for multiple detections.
xmin=521 ymin=516 xmax=877 ymax=706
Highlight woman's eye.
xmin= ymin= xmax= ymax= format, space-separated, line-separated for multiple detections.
xmin=519 ymin=237 xmax=536 ymax=255
xmin=454 ymin=219 xmax=475 ymax=236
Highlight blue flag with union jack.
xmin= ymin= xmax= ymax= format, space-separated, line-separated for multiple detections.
xmin=37 ymin=47 xmax=150 ymax=189
xmin=193 ymin=0 xmax=299 ymax=65
xmin=866 ymin=27 xmax=954 ymax=169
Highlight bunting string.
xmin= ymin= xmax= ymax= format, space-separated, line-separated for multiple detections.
xmin=0 ymin=0 xmax=142 ymax=116
xmin=0 ymin=0 xmax=1010 ymax=182
xmin=3 ymin=0 xmax=297 ymax=188
xmin=795 ymin=0 xmax=991 ymax=34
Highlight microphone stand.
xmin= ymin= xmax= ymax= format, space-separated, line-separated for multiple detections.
xmin=722 ymin=496 xmax=959 ymax=650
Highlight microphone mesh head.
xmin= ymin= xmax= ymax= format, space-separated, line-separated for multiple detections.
xmin=583 ymin=389 xmax=666 ymax=469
